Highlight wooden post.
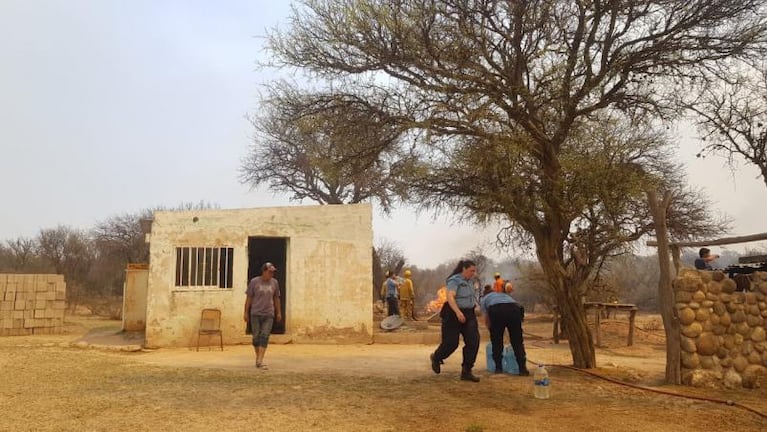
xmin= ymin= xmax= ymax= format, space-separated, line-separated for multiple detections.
xmin=628 ymin=308 xmax=637 ymax=346
xmin=670 ymin=245 xmax=681 ymax=276
xmin=646 ymin=190 xmax=682 ymax=385
xmin=594 ymin=306 xmax=602 ymax=347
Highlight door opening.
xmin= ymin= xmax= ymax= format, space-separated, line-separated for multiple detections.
xmin=247 ymin=237 xmax=288 ymax=334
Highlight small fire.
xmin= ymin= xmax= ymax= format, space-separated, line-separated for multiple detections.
xmin=425 ymin=286 xmax=447 ymax=313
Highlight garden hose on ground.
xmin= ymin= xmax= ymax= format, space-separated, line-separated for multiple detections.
xmin=524 ymin=349 xmax=767 ymax=420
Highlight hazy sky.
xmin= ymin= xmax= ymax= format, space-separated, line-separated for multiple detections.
xmin=1 ymin=1 xmax=766 ymax=268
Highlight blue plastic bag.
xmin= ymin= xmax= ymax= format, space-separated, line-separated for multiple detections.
xmin=485 ymin=342 xmax=520 ymax=374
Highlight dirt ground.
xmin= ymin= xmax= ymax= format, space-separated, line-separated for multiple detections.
xmin=1 ymin=314 xmax=766 ymax=432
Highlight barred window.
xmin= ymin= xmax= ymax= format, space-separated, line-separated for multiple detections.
xmin=175 ymin=247 xmax=233 ymax=288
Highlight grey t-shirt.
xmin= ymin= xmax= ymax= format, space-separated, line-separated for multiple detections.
xmin=246 ymin=276 xmax=280 ymax=317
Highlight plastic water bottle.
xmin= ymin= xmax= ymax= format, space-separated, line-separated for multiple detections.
xmin=533 ymin=364 xmax=550 ymax=399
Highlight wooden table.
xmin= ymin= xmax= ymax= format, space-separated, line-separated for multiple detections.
xmin=586 ymin=302 xmax=638 ymax=347
xmin=553 ymin=302 xmax=638 ymax=347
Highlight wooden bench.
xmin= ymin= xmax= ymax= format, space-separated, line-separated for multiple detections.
xmin=553 ymin=302 xmax=638 ymax=347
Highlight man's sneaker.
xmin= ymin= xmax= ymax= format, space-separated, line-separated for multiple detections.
xmin=430 ymin=353 xmax=441 ymax=374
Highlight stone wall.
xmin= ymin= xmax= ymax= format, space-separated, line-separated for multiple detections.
xmin=674 ymin=268 xmax=767 ymax=388
xmin=0 ymin=274 xmax=66 ymax=336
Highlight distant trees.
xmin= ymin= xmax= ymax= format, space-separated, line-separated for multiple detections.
xmin=0 ymin=202 xmax=217 ymax=317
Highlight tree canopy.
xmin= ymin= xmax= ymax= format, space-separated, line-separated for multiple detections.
xmin=241 ymin=84 xmax=416 ymax=212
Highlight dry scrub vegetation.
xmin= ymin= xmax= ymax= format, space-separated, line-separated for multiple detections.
xmin=0 ymin=316 xmax=765 ymax=431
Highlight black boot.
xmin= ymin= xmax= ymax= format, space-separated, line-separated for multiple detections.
xmin=494 ymin=361 xmax=503 ymax=374
xmin=430 ymin=353 xmax=442 ymax=374
xmin=461 ymin=367 xmax=480 ymax=382
xmin=517 ymin=356 xmax=530 ymax=376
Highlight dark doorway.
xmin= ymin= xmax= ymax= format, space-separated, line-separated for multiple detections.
xmin=247 ymin=237 xmax=288 ymax=334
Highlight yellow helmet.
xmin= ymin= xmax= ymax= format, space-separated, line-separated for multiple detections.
xmin=494 ymin=272 xmax=501 ymax=278
xmin=404 ymin=269 xmax=412 ymax=277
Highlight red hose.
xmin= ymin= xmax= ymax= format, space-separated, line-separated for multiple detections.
xmin=527 ymin=358 xmax=767 ymax=420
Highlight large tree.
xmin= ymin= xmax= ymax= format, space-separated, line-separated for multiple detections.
xmin=241 ymin=84 xmax=415 ymax=211
xmin=264 ymin=0 xmax=762 ymax=367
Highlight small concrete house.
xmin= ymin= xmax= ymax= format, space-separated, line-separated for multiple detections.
xmin=126 ymin=203 xmax=373 ymax=348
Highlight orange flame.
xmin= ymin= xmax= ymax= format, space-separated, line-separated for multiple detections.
xmin=426 ymin=286 xmax=447 ymax=313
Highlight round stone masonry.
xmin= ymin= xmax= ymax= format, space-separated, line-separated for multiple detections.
xmin=731 ymin=310 xmax=747 ymax=324
xmin=681 ymin=336 xmax=697 ymax=353
xmin=712 ymin=302 xmax=726 ymax=316
xmin=745 ymin=293 xmax=758 ymax=305
xmin=676 ymin=291 xmax=693 ymax=303
xmin=752 ymin=327 xmax=766 ymax=343
xmin=682 ymin=352 xmax=700 ymax=369
xmin=679 ymin=308 xmax=696 ymax=325
xmin=674 ymin=269 xmax=767 ymax=388
xmin=709 ymin=281 xmax=723 ymax=295
xmin=682 ymin=322 xmax=703 ymax=338
xmin=721 ymin=278 xmax=737 ymax=294
xmin=696 ymin=332 xmax=719 ymax=356
xmin=695 ymin=308 xmax=711 ymax=322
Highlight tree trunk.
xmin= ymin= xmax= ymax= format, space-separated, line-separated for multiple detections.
xmin=538 ymin=246 xmax=596 ymax=368
xmin=647 ymin=190 xmax=682 ymax=385
xmin=558 ymin=288 xmax=596 ymax=368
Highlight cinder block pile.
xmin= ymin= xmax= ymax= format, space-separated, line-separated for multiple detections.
xmin=0 ymin=274 xmax=66 ymax=336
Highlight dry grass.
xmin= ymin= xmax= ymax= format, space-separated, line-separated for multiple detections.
xmin=1 ymin=316 xmax=766 ymax=431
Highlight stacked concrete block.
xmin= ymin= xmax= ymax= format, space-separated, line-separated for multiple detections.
xmin=674 ymin=268 xmax=767 ymax=389
xmin=0 ymin=274 xmax=66 ymax=336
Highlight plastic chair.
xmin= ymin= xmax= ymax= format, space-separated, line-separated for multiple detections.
xmin=196 ymin=308 xmax=223 ymax=351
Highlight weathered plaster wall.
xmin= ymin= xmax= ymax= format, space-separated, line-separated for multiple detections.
xmin=0 ymin=274 xmax=66 ymax=336
xmin=122 ymin=265 xmax=148 ymax=331
xmin=144 ymin=204 xmax=373 ymax=348
xmin=674 ymin=268 xmax=767 ymax=388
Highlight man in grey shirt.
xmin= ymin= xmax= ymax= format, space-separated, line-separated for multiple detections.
xmin=244 ymin=262 xmax=282 ymax=369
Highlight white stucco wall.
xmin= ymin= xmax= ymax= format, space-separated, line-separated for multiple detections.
xmin=144 ymin=204 xmax=373 ymax=348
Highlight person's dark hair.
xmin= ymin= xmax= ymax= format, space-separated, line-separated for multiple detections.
xmin=449 ymin=259 xmax=477 ymax=278
xmin=385 ymin=270 xmax=392 ymax=278
xmin=699 ymin=247 xmax=710 ymax=258
xmin=482 ymin=284 xmax=493 ymax=296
